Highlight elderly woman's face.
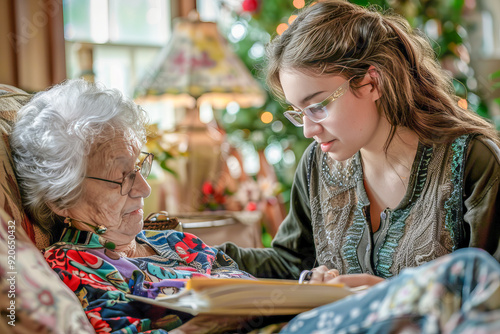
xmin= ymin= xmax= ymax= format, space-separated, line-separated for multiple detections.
xmin=64 ymin=135 xmax=151 ymax=245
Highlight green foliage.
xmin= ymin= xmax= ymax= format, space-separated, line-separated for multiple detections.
xmin=248 ymin=0 xmax=296 ymax=35
xmin=492 ymin=70 xmax=500 ymax=112
xmin=491 ymin=70 xmax=500 ymax=80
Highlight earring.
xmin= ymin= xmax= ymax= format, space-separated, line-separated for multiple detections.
xmin=64 ymin=217 xmax=73 ymax=227
xmin=65 ymin=217 xmax=108 ymax=235
xmin=93 ymin=225 xmax=108 ymax=235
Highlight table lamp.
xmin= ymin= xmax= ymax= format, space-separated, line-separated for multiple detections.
xmin=134 ymin=12 xmax=266 ymax=109
xmin=135 ymin=12 xmax=267 ymax=213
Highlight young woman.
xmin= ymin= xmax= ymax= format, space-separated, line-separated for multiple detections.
xmin=218 ymin=0 xmax=500 ymax=288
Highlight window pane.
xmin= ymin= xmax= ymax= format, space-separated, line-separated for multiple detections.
xmin=63 ymin=0 xmax=92 ymax=41
xmin=108 ymin=0 xmax=170 ymax=45
xmin=134 ymin=47 xmax=162 ymax=85
xmin=93 ymin=45 xmax=132 ymax=95
xmin=91 ymin=45 xmax=161 ymax=97
xmin=63 ymin=0 xmax=109 ymax=43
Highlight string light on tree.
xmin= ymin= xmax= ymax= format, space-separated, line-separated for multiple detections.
xmin=276 ymin=23 xmax=288 ymax=35
xmin=293 ymin=0 xmax=305 ymax=9
xmin=288 ymin=15 xmax=297 ymax=24
xmin=260 ymin=111 xmax=274 ymax=124
xmin=458 ymin=98 xmax=468 ymax=110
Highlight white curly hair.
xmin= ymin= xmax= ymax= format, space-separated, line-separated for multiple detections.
xmin=10 ymin=79 xmax=149 ymax=232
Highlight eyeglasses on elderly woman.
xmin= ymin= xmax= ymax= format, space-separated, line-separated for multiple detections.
xmin=85 ymin=151 xmax=154 ymax=196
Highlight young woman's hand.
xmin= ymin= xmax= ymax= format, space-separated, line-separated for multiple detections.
xmin=308 ymin=265 xmax=340 ymax=284
xmin=308 ymin=265 xmax=384 ymax=287
xmin=324 ymin=273 xmax=385 ymax=288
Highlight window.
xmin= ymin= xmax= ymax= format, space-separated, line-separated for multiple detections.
xmin=63 ymin=0 xmax=171 ymax=97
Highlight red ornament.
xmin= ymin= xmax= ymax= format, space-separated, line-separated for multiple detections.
xmin=242 ymin=0 xmax=259 ymax=12
xmin=214 ymin=191 xmax=226 ymax=204
xmin=202 ymin=181 xmax=214 ymax=195
xmin=246 ymin=201 xmax=258 ymax=211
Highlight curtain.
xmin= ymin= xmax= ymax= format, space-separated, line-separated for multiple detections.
xmin=0 ymin=0 xmax=66 ymax=92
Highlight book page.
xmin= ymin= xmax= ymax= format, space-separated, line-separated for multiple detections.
xmin=126 ymin=278 xmax=353 ymax=316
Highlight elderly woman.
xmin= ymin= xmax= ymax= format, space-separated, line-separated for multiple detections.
xmin=10 ymin=79 xmax=252 ymax=333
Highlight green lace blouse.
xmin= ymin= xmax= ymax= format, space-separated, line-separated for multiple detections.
xmin=218 ymin=134 xmax=500 ymax=279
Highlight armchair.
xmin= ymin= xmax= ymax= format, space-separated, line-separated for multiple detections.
xmin=0 ymin=84 xmax=95 ymax=333
xmin=0 ymin=84 xmax=285 ymax=334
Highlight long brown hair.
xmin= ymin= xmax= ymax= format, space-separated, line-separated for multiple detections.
xmin=266 ymin=0 xmax=499 ymax=147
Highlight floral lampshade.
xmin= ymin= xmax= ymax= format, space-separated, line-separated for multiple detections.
xmin=134 ymin=15 xmax=266 ymax=110
xmin=137 ymin=14 xmax=268 ymax=215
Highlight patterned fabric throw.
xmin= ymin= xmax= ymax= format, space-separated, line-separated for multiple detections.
xmin=44 ymin=227 xmax=253 ymax=333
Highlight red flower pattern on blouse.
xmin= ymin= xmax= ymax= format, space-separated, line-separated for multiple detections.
xmin=87 ymin=309 xmax=113 ymax=333
xmin=45 ymin=249 xmax=117 ymax=292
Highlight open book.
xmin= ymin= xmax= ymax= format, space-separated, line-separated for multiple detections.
xmin=126 ymin=277 xmax=355 ymax=316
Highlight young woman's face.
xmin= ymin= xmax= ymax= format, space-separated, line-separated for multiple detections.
xmin=279 ymin=69 xmax=385 ymax=161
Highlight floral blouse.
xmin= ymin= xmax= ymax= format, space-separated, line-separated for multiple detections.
xmin=44 ymin=227 xmax=253 ymax=333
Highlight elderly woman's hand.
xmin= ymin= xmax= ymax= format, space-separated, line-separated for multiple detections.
xmin=307 ymin=265 xmax=384 ymax=288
